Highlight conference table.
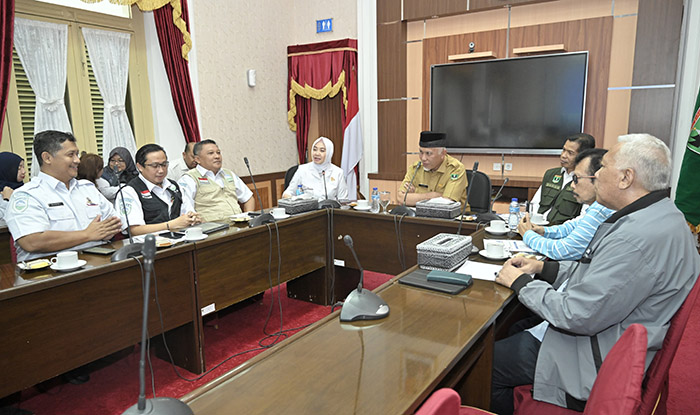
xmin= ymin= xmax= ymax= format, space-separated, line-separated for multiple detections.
xmin=0 ymin=208 xmax=521 ymax=408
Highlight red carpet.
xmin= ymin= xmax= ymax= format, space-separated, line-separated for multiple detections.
xmin=14 ymin=271 xmax=392 ymax=415
xmin=10 ymin=271 xmax=700 ymax=414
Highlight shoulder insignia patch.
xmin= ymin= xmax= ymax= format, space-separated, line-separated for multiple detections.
xmin=11 ymin=197 xmax=29 ymax=213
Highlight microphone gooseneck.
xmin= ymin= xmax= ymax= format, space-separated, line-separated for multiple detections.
xmin=491 ymin=177 xmax=510 ymax=212
xmin=111 ymin=183 xmax=145 ymax=262
xmin=403 ymin=161 xmax=421 ymax=206
xmin=457 ymin=161 xmax=479 ymax=235
xmin=322 ymin=170 xmax=329 ymax=200
xmin=390 ymin=161 xmax=421 ymax=216
xmin=244 ymin=157 xmax=275 ymax=228
xmin=343 ymin=235 xmax=364 ymax=292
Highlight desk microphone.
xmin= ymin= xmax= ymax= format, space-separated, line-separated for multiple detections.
xmin=244 ymin=156 xmax=274 ymax=228
xmin=457 ymin=161 xmax=478 ymax=235
xmin=111 ymin=183 xmax=144 ymax=262
xmin=475 ymin=177 xmax=510 ymax=223
xmin=318 ymin=170 xmax=340 ymax=209
xmin=390 ymin=161 xmax=421 ymax=217
xmin=339 ymin=235 xmax=389 ymax=322
xmin=121 ymin=235 xmax=193 ymax=415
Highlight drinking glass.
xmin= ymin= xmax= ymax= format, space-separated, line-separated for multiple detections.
xmin=379 ymin=191 xmax=391 ymax=214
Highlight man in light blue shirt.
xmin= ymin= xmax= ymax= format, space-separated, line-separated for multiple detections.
xmin=518 ymin=149 xmax=614 ymax=261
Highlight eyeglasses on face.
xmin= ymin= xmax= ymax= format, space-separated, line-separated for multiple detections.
xmin=572 ymin=174 xmax=595 ymax=184
xmin=144 ymin=161 xmax=169 ymax=169
xmin=109 ymin=158 xmax=126 ymax=165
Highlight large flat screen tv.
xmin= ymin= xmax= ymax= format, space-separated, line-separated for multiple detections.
xmin=430 ymin=52 xmax=588 ymax=155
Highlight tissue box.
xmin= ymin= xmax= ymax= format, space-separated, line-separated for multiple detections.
xmin=415 ymin=199 xmax=462 ymax=219
xmin=277 ymin=196 xmax=319 ymax=214
xmin=416 ymin=233 xmax=472 ymax=271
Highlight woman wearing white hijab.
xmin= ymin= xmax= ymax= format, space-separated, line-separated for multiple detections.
xmin=282 ymin=136 xmax=348 ymax=201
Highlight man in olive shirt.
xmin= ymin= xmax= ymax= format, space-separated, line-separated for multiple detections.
xmin=531 ymin=133 xmax=595 ymax=225
xmin=398 ymin=131 xmax=467 ymax=207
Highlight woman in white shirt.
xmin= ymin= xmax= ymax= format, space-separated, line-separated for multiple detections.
xmin=282 ymin=136 xmax=348 ymax=201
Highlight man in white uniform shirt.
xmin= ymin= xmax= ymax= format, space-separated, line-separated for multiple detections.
xmin=166 ymin=141 xmax=196 ymax=181
xmin=178 ymin=139 xmax=255 ymax=222
xmin=5 ymin=130 xmax=122 ymax=262
xmin=116 ymin=143 xmax=201 ymax=235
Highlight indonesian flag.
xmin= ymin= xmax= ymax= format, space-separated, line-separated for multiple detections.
xmin=341 ymin=65 xmax=362 ymax=200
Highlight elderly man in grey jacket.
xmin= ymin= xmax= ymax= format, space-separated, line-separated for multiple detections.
xmin=490 ymin=134 xmax=700 ymax=414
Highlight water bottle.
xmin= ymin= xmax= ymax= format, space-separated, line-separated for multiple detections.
xmin=370 ymin=187 xmax=380 ymax=213
xmin=508 ymin=198 xmax=520 ymax=231
xmin=295 ymin=184 xmax=304 ymax=196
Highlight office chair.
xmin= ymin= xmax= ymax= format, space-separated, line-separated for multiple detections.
xmin=283 ymin=165 xmax=299 ymax=191
xmin=466 ymin=170 xmax=492 ymax=213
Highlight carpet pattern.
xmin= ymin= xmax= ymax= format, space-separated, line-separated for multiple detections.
xmin=10 ymin=270 xmax=700 ymax=414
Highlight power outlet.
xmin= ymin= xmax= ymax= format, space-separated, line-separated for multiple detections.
xmin=505 ymin=163 xmax=513 ymax=171
xmin=493 ymin=162 xmax=501 ymax=171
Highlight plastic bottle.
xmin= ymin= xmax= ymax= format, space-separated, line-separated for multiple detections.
xmin=370 ymin=187 xmax=380 ymax=213
xmin=508 ymin=198 xmax=520 ymax=231
xmin=295 ymin=184 xmax=304 ymax=196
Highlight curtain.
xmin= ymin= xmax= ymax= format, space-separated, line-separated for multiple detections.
xmin=14 ymin=18 xmax=72 ymax=176
xmin=287 ymin=39 xmax=362 ymax=198
xmin=82 ymin=27 xmax=137 ymax=157
xmin=0 ymin=0 xmax=14 ymax=143
xmin=153 ymin=0 xmax=201 ymax=143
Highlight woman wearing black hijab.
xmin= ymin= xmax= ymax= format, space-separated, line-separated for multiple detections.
xmin=0 ymin=152 xmax=26 ymax=219
xmin=101 ymin=146 xmax=138 ymax=186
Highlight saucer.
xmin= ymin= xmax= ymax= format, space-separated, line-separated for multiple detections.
xmin=50 ymin=259 xmax=87 ymax=272
xmin=479 ymin=250 xmax=510 ymax=260
xmin=485 ymin=226 xmax=508 ymax=235
xmin=230 ymin=214 xmax=250 ymax=223
xmin=272 ymin=214 xmax=290 ymax=220
xmin=531 ymin=219 xmax=549 ymax=226
xmin=184 ymin=234 xmax=208 ymax=242
xmin=18 ymin=259 xmax=51 ymax=271
xmin=353 ymin=205 xmax=371 ymax=211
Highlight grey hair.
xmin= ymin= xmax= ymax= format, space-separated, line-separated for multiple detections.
xmin=615 ymin=134 xmax=671 ymax=191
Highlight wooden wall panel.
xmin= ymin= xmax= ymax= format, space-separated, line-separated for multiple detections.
xmin=242 ymin=171 xmax=286 ymax=208
xmin=403 ymin=0 xmax=468 ymax=21
xmin=376 ymin=100 xmax=407 ymax=178
xmin=510 ymin=17 xmax=614 ymax=147
xmin=378 ymin=0 xmax=402 ymax=23
xmin=629 ymin=88 xmax=676 ymax=144
xmin=628 ymin=0 xmax=683 ymax=144
xmin=469 ymin=0 xmax=556 ymax=12
xmin=421 ymin=29 xmax=508 ymax=130
xmin=377 ymin=22 xmax=407 ymax=99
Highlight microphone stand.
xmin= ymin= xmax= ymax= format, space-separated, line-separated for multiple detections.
xmin=457 ymin=161 xmax=478 ymax=235
xmin=244 ymin=157 xmax=274 ymax=228
xmin=111 ymin=182 xmax=144 ymax=262
xmin=390 ymin=161 xmax=421 ymax=217
xmin=339 ymin=235 xmax=389 ymax=322
xmin=318 ymin=170 xmax=341 ymax=209
xmin=490 ymin=177 xmax=510 ymax=213
xmin=121 ymin=235 xmax=193 ymax=415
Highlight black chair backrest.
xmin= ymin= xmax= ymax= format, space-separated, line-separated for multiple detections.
xmin=466 ymin=170 xmax=492 ymax=213
xmin=284 ymin=165 xmax=299 ymax=191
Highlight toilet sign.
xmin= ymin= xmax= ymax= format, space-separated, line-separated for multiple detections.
xmin=316 ymin=18 xmax=333 ymax=33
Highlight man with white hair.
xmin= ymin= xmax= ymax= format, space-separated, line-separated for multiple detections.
xmin=489 ymin=134 xmax=700 ymax=414
xmin=398 ymin=131 xmax=467 ymax=206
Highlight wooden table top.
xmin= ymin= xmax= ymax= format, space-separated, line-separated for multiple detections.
xmin=183 ymin=270 xmax=513 ymax=415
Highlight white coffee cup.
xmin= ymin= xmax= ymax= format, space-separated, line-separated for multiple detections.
xmin=356 ymin=200 xmax=369 ymax=208
xmin=531 ymin=213 xmax=545 ymax=223
xmin=51 ymin=251 xmax=79 ymax=268
xmin=486 ymin=241 xmax=505 ymax=258
xmin=490 ymin=220 xmax=506 ymax=232
xmin=271 ymin=207 xmax=286 ymax=218
xmin=185 ymin=227 xmax=203 ymax=240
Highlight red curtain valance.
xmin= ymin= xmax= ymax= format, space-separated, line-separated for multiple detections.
xmin=287 ymin=38 xmax=357 ymax=164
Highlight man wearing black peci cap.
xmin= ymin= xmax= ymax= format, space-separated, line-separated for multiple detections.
xmin=398 ymin=131 xmax=468 ymax=207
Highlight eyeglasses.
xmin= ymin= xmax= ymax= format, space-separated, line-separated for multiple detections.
xmin=144 ymin=161 xmax=169 ymax=170
xmin=572 ymin=174 xmax=595 ymax=184
xmin=109 ymin=159 xmax=126 ymax=165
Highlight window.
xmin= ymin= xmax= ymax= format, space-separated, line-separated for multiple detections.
xmin=2 ymin=0 xmax=153 ymax=173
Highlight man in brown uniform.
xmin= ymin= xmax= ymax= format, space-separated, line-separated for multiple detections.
xmin=398 ymin=131 xmax=468 ymax=207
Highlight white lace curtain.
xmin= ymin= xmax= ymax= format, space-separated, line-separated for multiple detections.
xmin=82 ymin=27 xmax=137 ymax=158
xmin=13 ymin=18 xmax=72 ymax=177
